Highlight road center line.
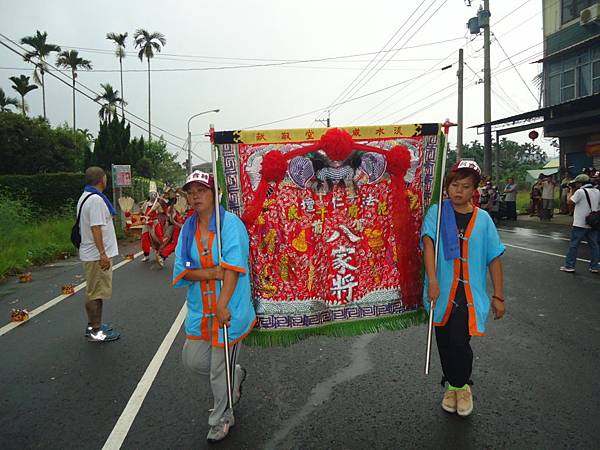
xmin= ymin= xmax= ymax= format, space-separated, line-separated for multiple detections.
xmin=504 ymin=242 xmax=590 ymax=263
xmin=102 ymin=303 xmax=187 ymax=450
xmin=0 ymin=251 xmax=143 ymax=337
xmin=498 ymin=227 xmax=587 ymax=244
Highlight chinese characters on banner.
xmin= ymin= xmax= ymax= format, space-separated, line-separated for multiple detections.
xmin=215 ymin=125 xmax=443 ymax=343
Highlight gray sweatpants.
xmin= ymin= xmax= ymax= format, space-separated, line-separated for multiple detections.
xmin=182 ymin=333 xmax=243 ymax=426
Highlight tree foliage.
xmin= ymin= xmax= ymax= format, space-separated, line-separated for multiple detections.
xmin=88 ymin=116 xmax=184 ymax=184
xmin=449 ymin=139 xmax=548 ymax=184
xmin=0 ymin=112 xmax=89 ymax=175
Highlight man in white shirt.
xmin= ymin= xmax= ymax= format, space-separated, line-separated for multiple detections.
xmin=560 ymin=174 xmax=600 ymax=274
xmin=540 ymin=175 xmax=555 ymax=221
xmin=503 ymin=178 xmax=517 ymax=221
xmin=77 ymin=167 xmax=120 ymax=342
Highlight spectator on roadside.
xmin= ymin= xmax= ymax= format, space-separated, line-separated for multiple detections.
xmin=503 ymin=177 xmax=517 ymax=221
xmin=560 ymin=174 xmax=599 ymax=274
xmin=530 ymin=178 xmax=542 ymax=217
xmin=540 ymin=175 xmax=555 ymax=221
xmin=559 ymin=171 xmax=572 ymax=214
xmin=489 ymin=185 xmax=500 ymax=224
xmin=77 ymin=166 xmax=120 ymax=342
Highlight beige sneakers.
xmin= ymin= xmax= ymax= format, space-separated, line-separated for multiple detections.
xmin=442 ymin=389 xmax=457 ymax=413
xmin=456 ymin=385 xmax=473 ymax=417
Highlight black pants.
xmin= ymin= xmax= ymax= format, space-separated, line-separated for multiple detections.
xmin=506 ymin=201 xmax=517 ymax=220
xmin=435 ymin=302 xmax=473 ymax=388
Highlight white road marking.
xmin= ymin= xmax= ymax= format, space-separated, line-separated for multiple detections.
xmin=504 ymin=243 xmax=590 ymax=263
xmin=498 ymin=227 xmax=587 ymax=244
xmin=102 ymin=303 xmax=187 ymax=450
xmin=0 ymin=251 xmax=143 ymax=337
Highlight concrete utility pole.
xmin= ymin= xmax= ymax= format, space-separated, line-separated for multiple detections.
xmin=457 ymin=48 xmax=464 ymax=159
xmin=482 ymin=0 xmax=492 ymax=177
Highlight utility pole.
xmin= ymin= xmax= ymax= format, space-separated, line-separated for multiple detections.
xmin=316 ymin=110 xmax=330 ymax=128
xmin=457 ymin=48 xmax=464 ymax=159
xmin=482 ymin=0 xmax=492 ymax=177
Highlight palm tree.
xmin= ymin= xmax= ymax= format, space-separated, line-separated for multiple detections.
xmin=95 ymin=83 xmax=126 ymax=122
xmin=56 ymin=50 xmax=92 ymax=130
xmin=0 ymin=87 xmax=20 ymax=112
xmin=9 ymin=75 xmax=38 ymax=115
xmin=20 ymin=31 xmax=60 ymax=119
xmin=133 ymin=29 xmax=166 ymax=140
xmin=106 ymin=32 xmax=127 ymax=118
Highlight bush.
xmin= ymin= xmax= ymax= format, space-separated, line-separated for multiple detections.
xmin=0 ymin=172 xmax=84 ymax=215
xmin=0 ymin=112 xmax=90 ymax=175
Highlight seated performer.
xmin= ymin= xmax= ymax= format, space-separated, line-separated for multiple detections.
xmin=421 ymin=160 xmax=505 ymax=417
xmin=172 ymin=170 xmax=255 ymax=443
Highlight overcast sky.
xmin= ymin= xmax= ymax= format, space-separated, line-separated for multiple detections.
xmin=0 ymin=0 xmax=554 ymax=166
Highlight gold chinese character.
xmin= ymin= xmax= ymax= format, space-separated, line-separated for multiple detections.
xmin=348 ymin=204 xmax=359 ymax=219
xmin=377 ymin=201 xmax=389 ymax=216
xmin=288 ymin=205 xmax=301 ymax=221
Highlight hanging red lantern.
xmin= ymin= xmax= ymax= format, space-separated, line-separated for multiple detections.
xmin=528 ymin=130 xmax=539 ymax=141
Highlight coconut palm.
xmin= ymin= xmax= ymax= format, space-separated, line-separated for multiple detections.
xmin=106 ymin=32 xmax=127 ymax=118
xmin=9 ymin=75 xmax=38 ymax=115
xmin=95 ymin=83 xmax=126 ymax=122
xmin=56 ymin=50 xmax=92 ymax=130
xmin=0 ymin=87 xmax=20 ymax=112
xmin=20 ymin=31 xmax=61 ymax=119
xmin=133 ymin=29 xmax=166 ymax=140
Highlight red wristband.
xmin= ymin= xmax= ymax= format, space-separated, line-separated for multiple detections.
xmin=492 ymin=295 xmax=504 ymax=303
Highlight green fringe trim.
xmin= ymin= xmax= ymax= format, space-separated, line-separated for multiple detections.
xmin=244 ymin=309 xmax=427 ymax=347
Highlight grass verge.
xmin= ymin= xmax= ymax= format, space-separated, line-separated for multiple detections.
xmin=0 ymin=217 xmax=76 ymax=279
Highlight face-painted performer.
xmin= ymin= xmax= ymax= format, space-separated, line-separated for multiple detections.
xmin=421 ymin=160 xmax=505 ymax=417
xmin=172 ymin=170 xmax=256 ymax=443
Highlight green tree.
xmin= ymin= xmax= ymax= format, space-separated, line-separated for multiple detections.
xmin=95 ymin=83 xmax=126 ymax=122
xmin=142 ymin=139 xmax=185 ymax=184
xmin=133 ymin=29 xmax=166 ymax=141
xmin=0 ymin=112 xmax=90 ymax=174
xmin=448 ymin=139 xmax=548 ymax=185
xmin=9 ymin=75 xmax=38 ymax=116
xmin=0 ymin=87 xmax=19 ymax=112
xmin=56 ymin=50 xmax=92 ymax=131
xmin=20 ymin=31 xmax=61 ymax=119
xmin=105 ymin=32 xmax=128 ymax=118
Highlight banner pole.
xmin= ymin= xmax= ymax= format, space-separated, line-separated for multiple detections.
xmin=425 ymin=125 xmax=451 ymax=375
xmin=210 ymin=125 xmax=234 ymax=412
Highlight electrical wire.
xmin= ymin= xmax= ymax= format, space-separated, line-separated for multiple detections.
xmin=0 ymin=33 xmax=187 ymax=144
xmin=0 ymin=35 xmax=203 ymax=162
xmin=327 ymin=0 xmax=448 ymax=118
xmin=315 ymin=0 xmax=432 ymax=123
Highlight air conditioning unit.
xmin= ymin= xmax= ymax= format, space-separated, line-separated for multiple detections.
xmin=580 ymin=3 xmax=600 ymax=26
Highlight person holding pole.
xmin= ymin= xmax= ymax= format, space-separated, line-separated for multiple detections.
xmin=421 ymin=160 xmax=505 ymax=417
xmin=172 ymin=170 xmax=256 ymax=442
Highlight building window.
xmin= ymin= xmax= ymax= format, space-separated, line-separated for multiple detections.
xmin=546 ymin=45 xmax=600 ymax=106
xmin=562 ymin=0 xmax=594 ymax=24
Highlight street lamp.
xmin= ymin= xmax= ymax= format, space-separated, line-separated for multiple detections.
xmin=187 ymin=109 xmax=220 ymax=174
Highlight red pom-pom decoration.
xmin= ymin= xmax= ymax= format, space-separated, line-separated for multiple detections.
xmin=261 ymin=150 xmax=288 ymax=183
xmin=319 ymin=128 xmax=354 ymax=161
xmin=386 ymin=145 xmax=411 ymax=178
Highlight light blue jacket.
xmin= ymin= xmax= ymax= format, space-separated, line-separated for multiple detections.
xmin=173 ymin=211 xmax=256 ymax=346
xmin=421 ymin=205 xmax=505 ymax=335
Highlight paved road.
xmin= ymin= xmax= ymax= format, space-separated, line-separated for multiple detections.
xmin=0 ymin=221 xmax=599 ymax=449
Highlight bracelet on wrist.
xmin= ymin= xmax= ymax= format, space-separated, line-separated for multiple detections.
xmin=492 ymin=295 xmax=504 ymax=303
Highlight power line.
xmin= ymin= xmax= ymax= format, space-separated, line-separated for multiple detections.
xmin=0 ymin=35 xmax=201 ymax=162
xmin=492 ymin=32 xmax=539 ymax=104
xmin=241 ymin=72 xmax=430 ymax=129
xmin=315 ymin=0 xmax=431 ymax=122
xmin=52 ymin=37 xmax=466 ymax=72
xmin=492 ymin=0 xmax=533 ymax=27
xmin=0 ymin=33 xmax=187 ymax=144
xmin=328 ymin=0 xmax=449 ymax=118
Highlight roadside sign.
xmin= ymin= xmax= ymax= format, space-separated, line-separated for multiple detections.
xmin=112 ymin=164 xmax=132 ymax=187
